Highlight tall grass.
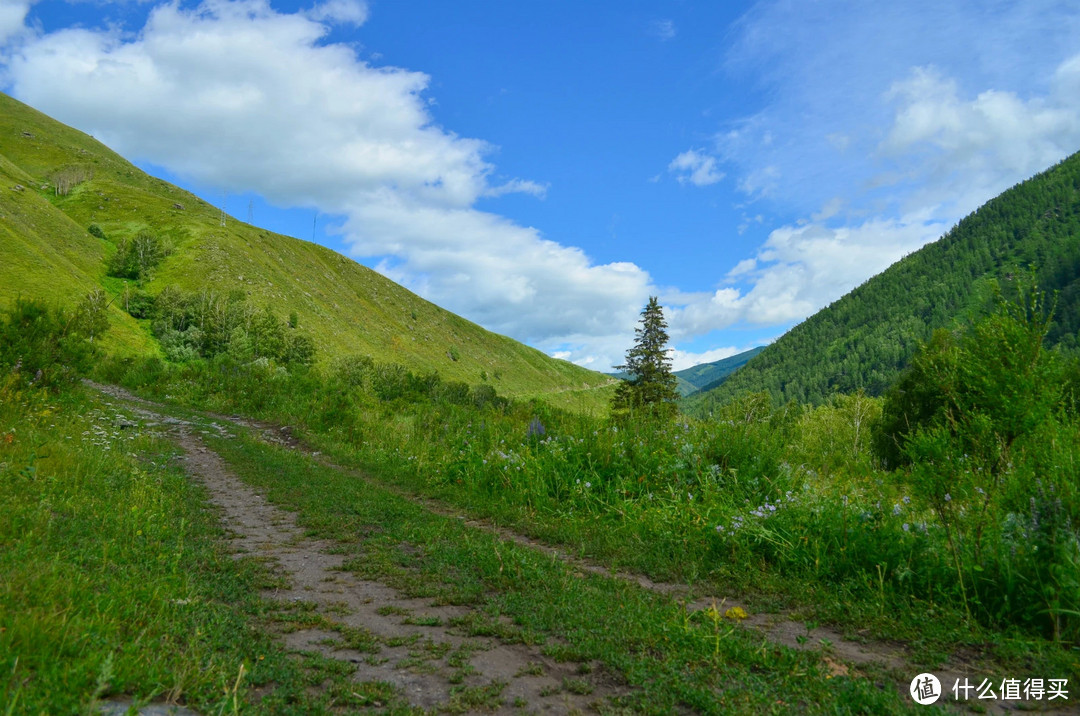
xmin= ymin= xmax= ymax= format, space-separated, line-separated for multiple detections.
xmin=97 ymin=346 xmax=1080 ymax=651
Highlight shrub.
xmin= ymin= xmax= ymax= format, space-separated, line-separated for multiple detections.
xmin=107 ymin=231 xmax=171 ymax=281
xmin=876 ymin=283 xmax=1080 ymax=638
xmin=0 ymin=297 xmax=100 ymax=389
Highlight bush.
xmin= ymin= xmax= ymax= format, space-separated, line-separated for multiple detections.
xmin=107 ymin=231 xmax=171 ymax=281
xmin=0 ymin=297 xmax=100 ymax=389
xmin=147 ymin=287 xmax=315 ymax=367
xmin=120 ymin=287 xmax=155 ymax=319
xmin=875 ymin=284 xmax=1080 ymax=639
xmin=332 ymin=355 xmax=375 ymax=388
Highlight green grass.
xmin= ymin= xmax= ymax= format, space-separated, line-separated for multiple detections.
xmin=204 ymin=424 xmax=915 ymax=714
xmin=0 ymin=381 xmax=420 ymax=714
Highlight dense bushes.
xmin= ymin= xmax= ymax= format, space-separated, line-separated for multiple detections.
xmin=107 ymin=231 xmax=171 ymax=281
xmin=142 ymin=287 xmax=315 ymax=366
xmin=0 ymin=294 xmax=105 ymax=389
xmin=874 ymin=285 xmax=1080 ymax=639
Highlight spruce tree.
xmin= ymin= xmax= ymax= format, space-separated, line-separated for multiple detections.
xmin=612 ymin=296 xmax=679 ymax=416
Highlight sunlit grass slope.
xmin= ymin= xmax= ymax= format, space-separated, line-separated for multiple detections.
xmin=0 ymin=93 xmax=613 ymax=411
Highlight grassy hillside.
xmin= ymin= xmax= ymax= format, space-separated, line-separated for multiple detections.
xmin=0 ymin=92 xmax=614 ymax=411
xmin=689 ymin=151 xmax=1080 ymax=413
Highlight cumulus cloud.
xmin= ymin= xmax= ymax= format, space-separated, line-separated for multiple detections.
xmin=879 ymin=62 xmax=1080 ymax=215
xmin=2 ymin=0 xmax=655 ymax=369
xmin=305 ymin=0 xmax=367 ymax=26
xmin=668 ymin=149 xmax=724 ymax=186
xmin=0 ymin=0 xmax=32 ymax=47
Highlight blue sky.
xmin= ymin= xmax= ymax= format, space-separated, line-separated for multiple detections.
xmin=3 ymin=0 xmax=1080 ymax=370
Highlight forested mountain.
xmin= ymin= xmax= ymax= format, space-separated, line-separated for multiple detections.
xmin=687 ymin=151 xmax=1080 ymax=414
xmin=0 ymin=92 xmax=613 ymax=410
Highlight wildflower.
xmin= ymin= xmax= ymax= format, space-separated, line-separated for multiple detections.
xmin=902 ymin=523 xmax=910 ymax=532
xmin=526 ymin=417 xmax=546 ymax=439
xmin=716 ymin=524 xmax=724 ymax=532
xmin=585 ymin=481 xmax=591 ymax=488
xmin=892 ymin=504 xmax=902 ymax=517
xmin=944 ymin=493 xmax=952 ymax=502
xmin=902 ymin=496 xmax=910 ymax=504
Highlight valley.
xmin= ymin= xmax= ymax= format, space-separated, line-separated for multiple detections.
xmin=2 ymin=90 xmax=1079 ymax=715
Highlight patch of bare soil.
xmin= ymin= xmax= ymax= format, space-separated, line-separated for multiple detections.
xmin=86 ymin=382 xmax=627 ymax=713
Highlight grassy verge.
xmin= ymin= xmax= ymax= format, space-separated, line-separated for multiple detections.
xmin=204 ymin=425 xmax=915 ymax=714
xmin=0 ymin=380 xmax=405 ymax=714
xmin=296 ymin=409 xmax=1080 ymax=681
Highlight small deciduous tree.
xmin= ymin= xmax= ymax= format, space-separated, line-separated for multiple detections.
xmin=612 ymin=296 xmax=679 ymax=417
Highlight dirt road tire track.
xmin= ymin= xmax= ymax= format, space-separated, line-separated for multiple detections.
xmin=87 ymin=382 xmax=626 ymax=713
xmin=86 ymin=381 xmax=1077 ymax=715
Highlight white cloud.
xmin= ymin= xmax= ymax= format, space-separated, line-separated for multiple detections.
xmin=663 ymin=212 xmax=945 ymax=341
xmin=735 ymin=164 xmax=779 ymax=199
xmin=720 ymin=0 xmax=1080 ymax=217
xmin=668 ymin=346 xmax=742 ymax=372
xmin=483 ymin=178 xmax=548 ymax=199
xmin=2 ymin=0 xmax=654 ymax=370
xmin=726 ymin=257 xmax=756 ymax=278
xmin=305 ymin=0 xmax=367 ymax=26
xmin=879 ymin=62 xmax=1080 ymax=216
xmin=0 ymin=0 xmax=32 ymax=47
xmin=668 ymin=149 xmax=723 ymax=186
xmin=650 ymin=19 xmax=676 ymax=41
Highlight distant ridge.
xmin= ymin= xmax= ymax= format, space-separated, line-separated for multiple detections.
xmin=677 ymin=346 xmax=766 ymax=395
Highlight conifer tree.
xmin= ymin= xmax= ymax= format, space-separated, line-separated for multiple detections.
xmin=612 ymin=296 xmax=679 ymax=416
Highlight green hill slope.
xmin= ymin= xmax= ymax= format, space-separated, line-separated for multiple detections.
xmin=688 ymin=152 xmax=1080 ymax=413
xmin=0 ymin=92 xmax=614 ymax=411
